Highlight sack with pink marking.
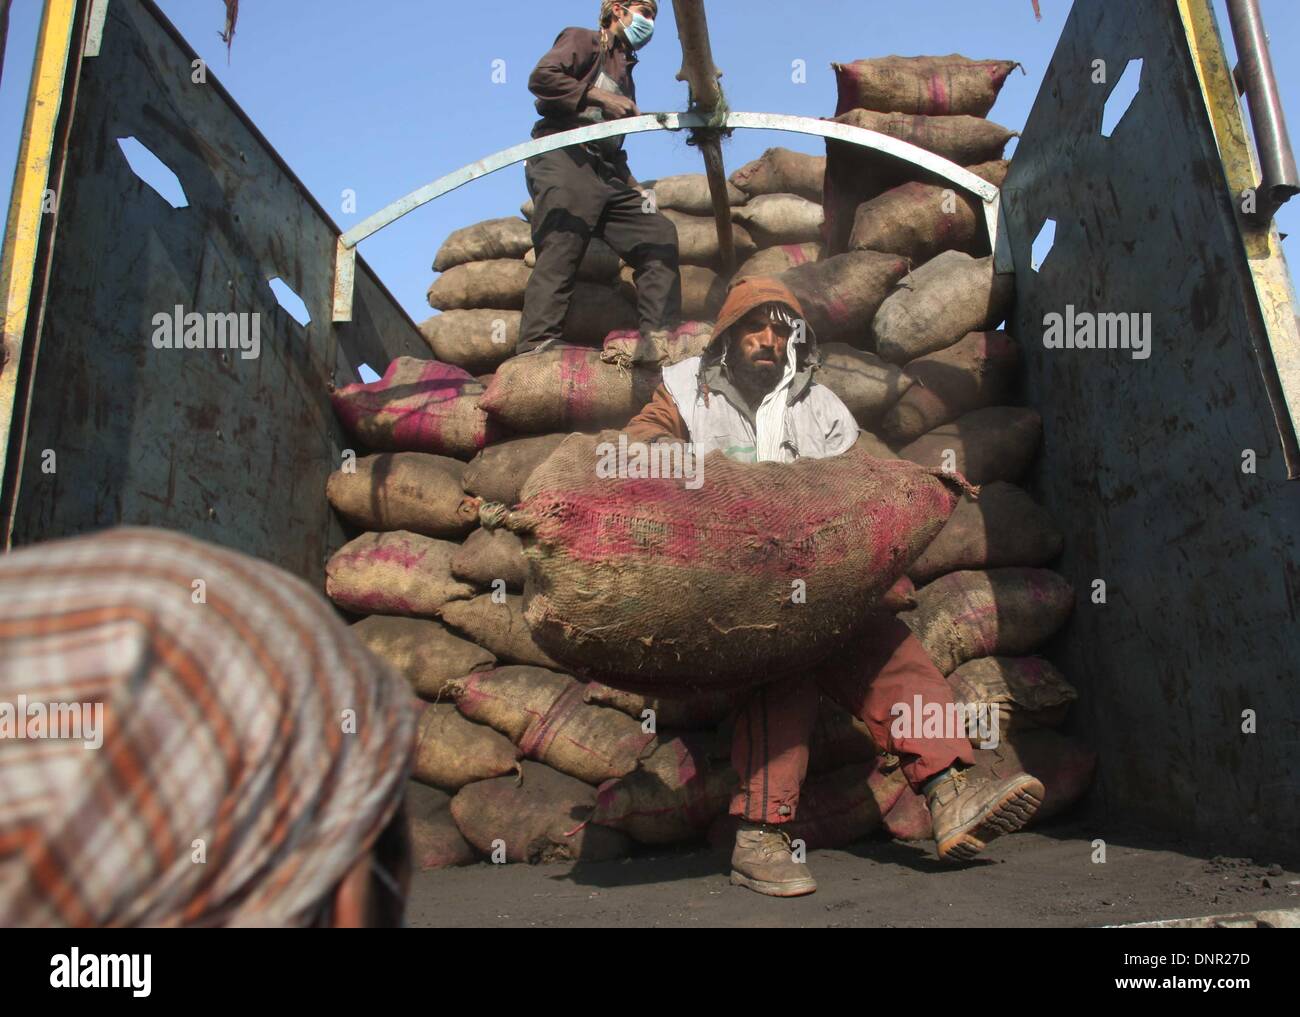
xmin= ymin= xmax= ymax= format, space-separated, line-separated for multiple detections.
xmin=331 ymin=356 xmax=503 ymax=460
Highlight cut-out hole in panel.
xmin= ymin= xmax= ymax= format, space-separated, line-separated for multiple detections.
xmin=1031 ymin=218 xmax=1057 ymax=272
xmin=1101 ymin=58 xmax=1143 ymax=138
xmin=1002 ymin=135 xmax=1020 ymax=159
xmin=116 ymin=137 xmax=188 ymax=208
xmin=268 ymin=277 xmax=311 ymax=327
xmin=358 ymin=364 xmax=381 ymax=384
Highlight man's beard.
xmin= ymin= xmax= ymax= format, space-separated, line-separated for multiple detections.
xmin=729 ymin=353 xmax=783 ymax=399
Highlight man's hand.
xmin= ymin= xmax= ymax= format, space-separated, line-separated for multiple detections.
xmin=587 ymin=87 xmax=641 ymax=119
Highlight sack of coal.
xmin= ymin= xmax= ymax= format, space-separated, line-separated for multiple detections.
xmin=556 ymin=281 xmax=638 ymax=344
xmin=807 ymin=698 xmax=879 ymax=775
xmin=832 ymin=55 xmax=1020 ymax=117
xmin=662 ymin=210 xmax=758 ymax=267
xmin=462 ymin=433 xmax=569 ymax=506
xmin=351 ymin=615 xmax=496 ymax=700
xmin=873 ymin=252 xmax=1015 ymax=363
xmin=601 ymin=320 xmax=714 ymax=370
xmin=643 ymin=173 xmax=746 ymax=215
xmin=974 ymin=729 xmax=1096 ymax=823
xmin=326 ymin=452 xmax=479 ymax=538
xmin=433 ymin=217 xmax=532 ymax=272
xmin=450 ymin=760 xmax=631 ymax=863
xmin=731 ymin=194 xmax=825 ymax=247
xmin=504 ymin=432 xmax=967 ymax=693
xmin=848 ymin=160 xmax=1009 ymax=262
xmin=908 ymin=481 xmax=1063 ymax=583
xmin=779 ymin=250 xmax=911 ymax=345
xmin=900 ymin=567 xmax=1075 ymax=674
xmin=947 ymin=656 xmax=1078 ymax=736
xmin=331 ymin=357 xmax=503 ymax=460
xmin=824 ymin=111 xmax=1016 ymax=253
xmin=897 ymin=405 xmax=1041 ymax=485
xmin=881 ymin=330 xmax=1019 ymax=443
xmin=592 ymin=733 xmax=736 ymax=844
xmin=451 ymin=527 xmax=529 ymax=592
xmin=427 ymin=259 xmax=532 ymax=311
xmin=620 ymin=264 xmax=726 ymax=320
xmin=479 ymin=348 xmax=658 ymax=433
xmin=815 ymin=343 xmax=912 ymax=427
xmin=735 ymin=242 xmax=822 ymax=280
xmin=730 ymin=147 xmax=826 ymax=203
xmin=451 ymin=666 xmax=655 ymax=785
xmin=407 ymin=783 xmax=479 ymax=870
xmin=582 ymin=682 xmax=736 ymax=731
xmin=418 ymin=310 xmax=520 ymax=375
xmin=325 ymin=531 xmax=474 ymax=618
xmin=412 ymin=703 xmax=520 ymax=791
xmin=439 ymin=592 xmax=561 ymax=669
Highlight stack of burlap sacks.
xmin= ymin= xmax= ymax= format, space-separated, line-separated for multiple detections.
xmin=321 ymin=54 xmax=1095 ymax=870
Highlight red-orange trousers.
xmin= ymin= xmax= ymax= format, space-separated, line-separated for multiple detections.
xmin=729 ymin=614 xmax=976 ymax=824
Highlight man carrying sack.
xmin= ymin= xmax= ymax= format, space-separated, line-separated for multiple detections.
xmin=518 ymin=1 xmax=682 ymax=354
xmin=624 ymin=277 xmax=1045 ymax=897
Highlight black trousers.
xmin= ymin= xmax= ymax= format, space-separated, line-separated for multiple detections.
xmin=518 ymin=145 xmax=682 ymax=353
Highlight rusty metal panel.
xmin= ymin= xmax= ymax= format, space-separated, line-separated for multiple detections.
xmin=4 ymin=0 xmax=423 ymax=585
xmin=1003 ymin=0 xmax=1299 ymax=852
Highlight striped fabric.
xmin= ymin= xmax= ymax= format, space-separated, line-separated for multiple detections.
xmin=0 ymin=527 xmax=417 ymax=927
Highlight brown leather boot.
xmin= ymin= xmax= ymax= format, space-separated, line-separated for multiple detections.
xmin=729 ymin=821 xmax=817 ymax=897
xmin=925 ymin=762 xmax=1044 ymax=863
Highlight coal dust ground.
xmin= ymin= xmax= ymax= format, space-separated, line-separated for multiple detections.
xmin=408 ymin=818 xmax=1300 ymax=927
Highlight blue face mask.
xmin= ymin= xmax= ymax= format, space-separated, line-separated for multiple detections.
xmin=623 ymin=12 xmax=655 ymax=50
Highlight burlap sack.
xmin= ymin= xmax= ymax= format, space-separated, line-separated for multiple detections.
xmin=418 ymin=310 xmax=520 ymax=375
xmin=908 ymin=481 xmax=1063 ymax=583
xmin=451 ymin=527 xmax=529 ymax=592
xmin=900 ymin=568 xmax=1075 ymax=675
xmin=833 ymin=55 xmax=1020 ymax=117
xmin=779 ymin=250 xmax=911 ymax=345
xmin=592 ymin=733 xmax=736 ymax=844
xmin=881 ymin=330 xmax=1019 ymax=442
xmin=734 ymin=242 xmax=822 ymax=281
xmin=433 ymin=217 xmax=532 ymax=272
xmin=730 ymin=147 xmax=826 ymax=203
xmin=873 ymin=252 xmax=1015 ymax=363
xmin=619 ymin=263 xmax=726 ymax=320
xmin=461 ymin=433 xmax=569 ymax=505
xmin=479 ymin=348 xmax=658 ymax=433
xmin=331 ymin=357 xmax=501 ymax=460
xmin=508 ymin=432 xmax=967 ymax=692
xmin=412 ymin=703 xmax=521 ymax=791
xmin=947 ymin=656 xmax=1078 ymax=736
xmin=731 ymin=193 xmax=825 ymax=247
xmin=427 ymin=259 xmax=532 ymax=311
xmin=600 ymin=320 xmax=714 ymax=369
xmin=439 ymin=593 xmax=561 ymax=669
xmin=450 ymin=760 xmax=632 ymax=863
xmin=898 ymin=405 xmax=1041 ymax=486
xmin=824 ymin=110 xmax=1016 ymax=253
xmin=326 ymin=452 xmax=479 ymax=538
xmin=660 ymin=210 xmax=758 ymax=267
xmin=815 ymin=343 xmax=912 ymax=427
xmin=450 ymin=667 xmax=654 ymax=785
xmin=407 ymin=783 xmax=479 ymax=870
xmin=325 ymin=531 xmax=474 ymax=617
xmin=643 ymin=173 xmax=746 ymax=215
xmin=351 ymin=615 xmax=496 ymax=700
xmin=849 ymin=160 xmax=1010 ymax=261
xmin=581 ymin=682 xmax=736 ymax=730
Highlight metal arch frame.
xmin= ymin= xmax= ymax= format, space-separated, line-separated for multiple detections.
xmin=332 ymin=110 xmax=1010 ymax=321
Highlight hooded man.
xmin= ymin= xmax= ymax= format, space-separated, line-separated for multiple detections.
xmin=518 ymin=1 xmax=682 ymax=355
xmin=625 ymin=277 xmax=1045 ymax=897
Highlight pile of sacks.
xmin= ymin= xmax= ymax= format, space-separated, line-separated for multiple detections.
xmin=323 ymin=53 xmax=1095 ymax=870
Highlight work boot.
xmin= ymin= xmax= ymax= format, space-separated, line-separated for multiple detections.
xmin=729 ymin=820 xmax=817 ymax=897
xmin=925 ymin=762 xmax=1044 ymax=863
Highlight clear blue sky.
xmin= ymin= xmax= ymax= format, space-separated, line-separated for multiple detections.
xmin=1 ymin=0 xmax=1297 ymax=325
